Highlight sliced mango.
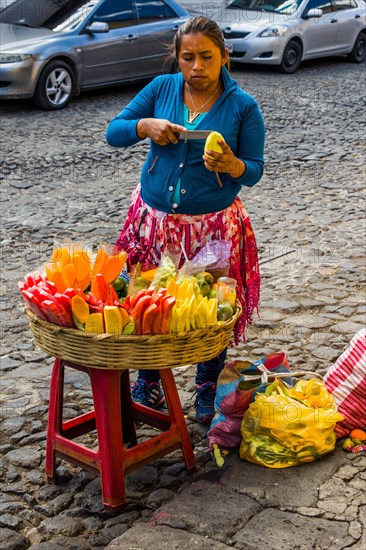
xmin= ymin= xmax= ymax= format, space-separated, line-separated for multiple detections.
xmin=104 ymin=306 xmax=123 ymax=335
xmin=85 ymin=312 xmax=104 ymax=334
xmin=71 ymin=295 xmax=90 ymax=325
xmin=91 ymin=249 xmax=108 ymax=281
xmin=63 ymin=263 xmax=76 ymax=288
xmin=176 ymin=303 xmax=190 ymax=332
xmin=72 ymin=251 xmax=91 ymax=282
xmin=52 ymin=247 xmax=70 ymax=266
xmin=48 ymin=269 xmax=68 ymax=294
xmin=119 ymin=307 xmax=130 ymax=330
xmin=100 ymin=251 xmax=126 ymax=284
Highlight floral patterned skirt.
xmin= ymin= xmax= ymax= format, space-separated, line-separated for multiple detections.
xmin=116 ymin=185 xmax=260 ymax=343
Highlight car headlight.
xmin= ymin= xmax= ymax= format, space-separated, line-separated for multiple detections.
xmin=258 ymin=26 xmax=288 ymax=38
xmin=0 ymin=53 xmax=32 ymax=63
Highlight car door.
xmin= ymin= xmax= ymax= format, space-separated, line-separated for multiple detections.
xmin=134 ymin=0 xmax=180 ymax=77
xmin=332 ymin=0 xmax=364 ymax=50
xmin=79 ymin=0 xmax=140 ymax=87
xmin=302 ymin=0 xmax=338 ymax=57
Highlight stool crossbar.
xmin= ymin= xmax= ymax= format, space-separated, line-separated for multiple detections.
xmin=46 ymin=358 xmax=196 ymax=511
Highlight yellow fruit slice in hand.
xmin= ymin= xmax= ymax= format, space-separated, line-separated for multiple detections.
xmin=204 ymin=131 xmax=225 ymax=158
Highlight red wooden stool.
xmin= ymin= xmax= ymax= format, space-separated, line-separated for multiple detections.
xmin=46 ymin=358 xmax=196 ymax=512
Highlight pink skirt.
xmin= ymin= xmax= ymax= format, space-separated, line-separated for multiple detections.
xmin=116 ymin=185 xmax=260 ymax=343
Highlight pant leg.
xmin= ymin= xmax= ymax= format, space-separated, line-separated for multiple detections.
xmin=195 ymin=348 xmax=227 ymax=386
xmin=136 ymin=369 xmax=160 ymax=384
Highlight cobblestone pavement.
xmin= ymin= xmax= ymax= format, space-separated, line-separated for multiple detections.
xmin=1 ymin=55 xmax=365 ymax=550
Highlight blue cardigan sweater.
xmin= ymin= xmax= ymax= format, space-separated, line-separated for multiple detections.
xmin=106 ymin=68 xmax=265 ymax=215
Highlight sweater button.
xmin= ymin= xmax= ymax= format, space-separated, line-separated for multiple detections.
xmin=172 ymin=203 xmax=178 ymax=209
xmin=168 ymin=186 xmax=174 ymax=191
xmin=181 ymin=189 xmax=186 ymax=194
xmin=179 ymin=163 xmax=184 ymax=168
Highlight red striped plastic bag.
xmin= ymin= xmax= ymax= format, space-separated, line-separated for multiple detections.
xmin=324 ymin=329 xmax=366 ymax=438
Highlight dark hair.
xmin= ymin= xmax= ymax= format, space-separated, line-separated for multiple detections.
xmin=172 ymin=16 xmax=229 ymax=69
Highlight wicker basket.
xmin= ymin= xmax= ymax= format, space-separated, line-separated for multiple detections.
xmin=26 ymin=304 xmax=241 ymax=370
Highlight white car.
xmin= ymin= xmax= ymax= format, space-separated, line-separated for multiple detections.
xmin=211 ymin=0 xmax=366 ymax=72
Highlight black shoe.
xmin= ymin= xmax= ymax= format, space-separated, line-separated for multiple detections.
xmin=194 ymin=382 xmax=216 ymax=425
xmin=131 ymin=379 xmax=165 ymax=409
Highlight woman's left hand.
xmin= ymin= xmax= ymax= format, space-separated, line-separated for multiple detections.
xmin=203 ymin=140 xmax=246 ymax=179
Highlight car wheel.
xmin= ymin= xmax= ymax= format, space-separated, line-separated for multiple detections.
xmin=347 ymin=32 xmax=366 ymax=63
xmin=33 ymin=60 xmax=75 ymax=110
xmin=278 ymin=40 xmax=302 ymax=74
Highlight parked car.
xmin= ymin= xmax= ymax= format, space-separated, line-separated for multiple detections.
xmin=213 ymin=0 xmax=366 ymax=72
xmin=0 ymin=0 xmax=190 ymax=109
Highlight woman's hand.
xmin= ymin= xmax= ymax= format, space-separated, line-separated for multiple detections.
xmin=137 ymin=118 xmax=186 ymax=145
xmin=203 ymin=140 xmax=246 ymax=179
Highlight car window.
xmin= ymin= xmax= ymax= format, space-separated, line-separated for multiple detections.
xmin=226 ymin=0 xmax=303 ymax=15
xmin=136 ymin=0 xmax=176 ymax=22
xmin=53 ymin=1 xmax=97 ymax=33
xmin=304 ymin=0 xmax=334 ymax=13
xmin=333 ymin=0 xmax=357 ymax=9
xmin=0 ymin=0 xmax=95 ymax=29
xmin=90 ymin=0 xmax=137 ymax=28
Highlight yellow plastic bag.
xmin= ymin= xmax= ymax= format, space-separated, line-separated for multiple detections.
xmin=240 ymin=378 xmax=344 ymax=468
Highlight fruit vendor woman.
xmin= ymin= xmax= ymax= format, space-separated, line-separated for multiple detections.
xmin=106 ymin=16 xmax=265 ymax=424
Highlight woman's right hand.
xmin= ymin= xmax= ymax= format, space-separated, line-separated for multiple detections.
xmin=137 ymin=118 xmax=186 ymax=145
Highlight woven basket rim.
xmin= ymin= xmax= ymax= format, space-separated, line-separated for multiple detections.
xmin=26 ymin=302 xmax=241 ymax=344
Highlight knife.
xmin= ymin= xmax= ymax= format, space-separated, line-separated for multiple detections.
xmin=178 ymin=130 xmax=212 ymax=141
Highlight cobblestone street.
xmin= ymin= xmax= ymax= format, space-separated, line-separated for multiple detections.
xmin=0 ymin=56 xmax=365 ymax=550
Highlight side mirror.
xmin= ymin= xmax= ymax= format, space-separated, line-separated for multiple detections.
xmin=86 ymin=21 xmax=109 ymax=33
xmin=302 ymin=8 xmax=323 ymax=18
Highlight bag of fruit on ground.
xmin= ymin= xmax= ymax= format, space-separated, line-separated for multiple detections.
xmin=208 ymin=353 xmax=292 ymax=450
xmin=240 ymin=377 xmax=344 ymax=468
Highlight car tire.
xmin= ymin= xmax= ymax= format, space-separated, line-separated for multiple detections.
xmin=347 ymin=32 xmax=366 ymax=63
xmin=33 ymin=60 xmax=75 ymax=110
xmin=278 ymin=40 xmax=302 ymax=74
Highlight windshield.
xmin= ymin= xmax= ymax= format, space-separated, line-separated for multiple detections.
xmin=0 ymin=0 xmax=97 ymax=31
xmin=226 ymin=0 xmax=303 ymax=14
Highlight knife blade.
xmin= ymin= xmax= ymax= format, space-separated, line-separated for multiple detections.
xmin=178 ymin=130 xmax=212 ymax=141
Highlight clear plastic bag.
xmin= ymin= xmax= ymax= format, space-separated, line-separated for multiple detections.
xmin=179 ymin=240 xmax=231 ymax=280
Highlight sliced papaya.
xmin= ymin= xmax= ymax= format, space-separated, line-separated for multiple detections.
xmin=152 ymin=303 xmax=164 ymax=335
xmin=131 ymin=295 xmax=152 ymax=335
xmin=141 ymin=303 xmax=158 ymax=335
xmin=130 ymin=289 xmax=150 ymax=310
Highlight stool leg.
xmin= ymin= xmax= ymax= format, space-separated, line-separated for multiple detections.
xmin=120 ymin=370 xmax=137 ymax=447
xmin=160 ymin=369 xmax=196 ymax=472
xmin=89 ymin=369 xmax=127 ymax=511
xmin=46 ymin=358 xmax=64 ymax=482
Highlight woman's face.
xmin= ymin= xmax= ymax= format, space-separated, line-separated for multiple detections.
xmin=177 ymin=32 xmax=228 ymax=91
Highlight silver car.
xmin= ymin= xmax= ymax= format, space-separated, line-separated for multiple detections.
xmin=209 ymin=0 xmax=366 ymax=72
xmin=0 ymin=0 xmax=189 ymax=109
